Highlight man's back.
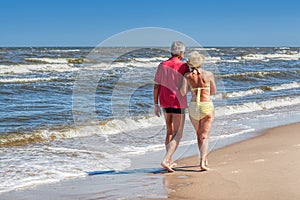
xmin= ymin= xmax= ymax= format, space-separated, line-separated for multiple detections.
xmin=154 ymin=57 xmax=189 ymax=108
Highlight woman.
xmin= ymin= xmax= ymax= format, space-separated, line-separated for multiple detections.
xmin=180 ymin=51 xmax=216 ymax=171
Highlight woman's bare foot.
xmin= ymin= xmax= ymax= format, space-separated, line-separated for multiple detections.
xmin=161 ymin=161 xmax=175 ymax=172
xmin=170 ymin=162 xmax=177 ymax=168
xmin=200 ymin=159 xmax=210 ymax=171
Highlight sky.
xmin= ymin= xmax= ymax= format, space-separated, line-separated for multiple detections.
xmin=1 ymin=0 xmax=300 ymax=47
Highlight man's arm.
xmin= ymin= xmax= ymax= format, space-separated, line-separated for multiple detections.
xmin=153 ymin=83 xmax=161 ymax=117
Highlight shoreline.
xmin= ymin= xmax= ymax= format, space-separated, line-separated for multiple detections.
xmin=151 ymin=122 xmax=300 ymax=200
xmin=1 ymin=122 xmax=300 ymax=199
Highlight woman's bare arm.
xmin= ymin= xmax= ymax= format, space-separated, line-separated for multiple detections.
xmin=180 ymin=73 xmax=189 ymax=96
xmin=210 ymin=73 xmax=217 ymax=96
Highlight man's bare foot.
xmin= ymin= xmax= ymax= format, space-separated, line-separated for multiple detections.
xmin=161 ymin=161 xmax=175 ymax=172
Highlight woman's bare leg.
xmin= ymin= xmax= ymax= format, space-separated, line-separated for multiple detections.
xmin=199 ymin=113 xmax=213 ymax=171
xmin=189 ymin=113 xmax=213 ymax=171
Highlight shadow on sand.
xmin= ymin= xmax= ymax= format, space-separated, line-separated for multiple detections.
xmin=87 ymin=165 xmax=203 ymax=175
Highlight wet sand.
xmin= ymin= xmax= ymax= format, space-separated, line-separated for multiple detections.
xmin=2 ymin=123 xmax=299 ymax=199
xmin=151 ymin=122 xmax=300 ymax=200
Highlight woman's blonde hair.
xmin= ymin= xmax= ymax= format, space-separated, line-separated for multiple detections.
xmin=187 ymin=51 xmax=205 ymax=69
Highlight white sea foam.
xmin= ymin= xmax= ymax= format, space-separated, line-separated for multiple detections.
xmin=0 ymin=116 xmax=166 ymax=194
xmin=205 ymin=56 xmax=222 ymax=63
xmin=48 ymin=49 xmax=81 ymax=52
xmin=270 ymin=82 xmax=300 ymax=91
xmin=210 ymin=128 xmax=255 ymax=140
xmin=25 ymin=58 xmax=69 ymax=64
xmin=2 ymin=92 xmax=294 ymax=146
xmin=132 ymin=57 xmax=166 ymax=63
xmin=225 ymin=82 xmax=300 ymax=99
xmin=236 ymin=52 xmax=300 ymax=61
xmin=133 ymin=56 xmax=229 ymax=65
xmin=131 ymin=55 xmax=224 ymax=64
xmin=0 ymin=143 xmax=106 ymax=194
xmin=0 ymin=77 xmax=60 ymax=83
xmin=221 ymin=71 xmax=282 ymax=78
xmin=216 ymin=96 xmax=300 ymax=116
xmin=0 ymin=63 xmax=79 ymax=74
xmin=0 ymin=116 xmax=164 ymax=147
xmin=191 ymin=47 xmax=219 ymax=51
xmin=226 ymin=88 xmax=264 ymax=98
xmin=96 ymin=116 xmax=164 ymax=136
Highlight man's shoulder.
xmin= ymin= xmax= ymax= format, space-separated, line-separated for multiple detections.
xmin=160 ymin=58 xmax=172 ymax=65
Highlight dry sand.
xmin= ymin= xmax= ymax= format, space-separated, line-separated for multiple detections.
xmin=151 ymin=122 xmax=300 ymax=200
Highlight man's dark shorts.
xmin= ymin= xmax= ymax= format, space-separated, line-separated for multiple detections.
xmin=162 ymin=107 xmax=185 ymax=114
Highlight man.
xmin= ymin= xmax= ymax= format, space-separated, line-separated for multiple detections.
xmin=153 ymin=41 xmax=189 ymax=172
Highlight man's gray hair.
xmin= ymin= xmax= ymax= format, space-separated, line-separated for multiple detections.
xmin=171 ymin=41 xmax=185 ymax=55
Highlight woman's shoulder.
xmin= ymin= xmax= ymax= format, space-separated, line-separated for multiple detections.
xmin=184 ymin=71 xmax=192 ymax=78
xmin=202 ymin=70 xmax=214 ymax=77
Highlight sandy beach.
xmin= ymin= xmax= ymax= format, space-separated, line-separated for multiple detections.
xmin=2 ymin=122 xmax=299 ymax=200
xmin=151 ymin=122 xmax=300 ymax=200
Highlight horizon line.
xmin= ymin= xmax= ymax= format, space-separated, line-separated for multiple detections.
xmin=1 ymin=45 xmax=299 ymax=48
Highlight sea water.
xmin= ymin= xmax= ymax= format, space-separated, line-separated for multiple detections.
xmin=0 ymin=47 xmax=300 ymax=197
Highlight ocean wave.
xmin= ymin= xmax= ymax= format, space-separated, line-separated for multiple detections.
xmin=205 ymin=56 xmax=222 ymax=63
xmin=221 ymin=71 xmax=281 ymax=78
xmin=0 ymin=116 xmax=164 ymax=147
xmin=269 ymin=82 xmax=300 ymax=91
xmin=236 ymin=51 xmax=300 ymax=61
xmin=131 ymin=56 xmax=237 ymax=65
xmin=2 ymin=91 xmax=299 ymax=147
xmin=48 ymin=49 xmax=81 ymax=52
xmin=225 ymin=88 xmax=264 ymax=98
xmin=132 ymin=57 xmax=167 ymax=63
xmin=0 ymin=63 xmax=80 ymax=74
xmin=224 ymin=82 xmax=300 ymax=98
xmin=25 ymin=58 xmax=69 ymax=64
xmin=128 ymin=55 xmax=228 ymax=64
xmin=0 ymin=77 xmax=61 ymax=83
xmin=25 ymin=57 xmax=86 ymax=64
xmin=0 ymin=142 xmax=107 ymax=194
xmin=216 ymin=96 xmax=300 ymax=116
xmin=221 ymin=70 xmax=299 ymax=79
xmin=191 ymin=47 xmax=219 ymax=51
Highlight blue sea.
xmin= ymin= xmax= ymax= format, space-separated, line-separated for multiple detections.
xmin=0 ymin=46 xmax=300 ymax=197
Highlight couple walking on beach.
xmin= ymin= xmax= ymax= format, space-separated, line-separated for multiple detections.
xmin=153 ymin=41 xmax=216 ymax=172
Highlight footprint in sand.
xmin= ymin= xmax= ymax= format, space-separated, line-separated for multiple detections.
xmin=293 ymin=144 xmax=300 ymax=147
xmin=231 ymin=170 xmax=240 ymax=174
xmin=177 ymin=175 xmax=189 ymax=179
xmin=272 ymin=151 xmax=283 ymax=154
xmin=253 ymin=159 xmax=265 ymax=163
xmin=177 ymin=182 xmax=191 ymax=187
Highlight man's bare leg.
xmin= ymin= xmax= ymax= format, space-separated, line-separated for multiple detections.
xmin=163 ymin=112 xmax=174 ymax=167
xmin=161 ymin=113 xmax=185 ymax=172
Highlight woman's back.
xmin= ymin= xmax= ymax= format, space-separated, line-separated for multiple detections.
xmin=186 ymin=69 xmax=213 ymax=102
